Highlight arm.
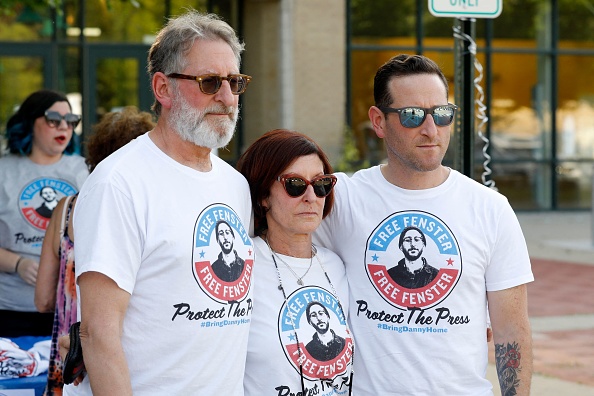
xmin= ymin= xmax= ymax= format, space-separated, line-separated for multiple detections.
xmin=0 ymin=247 xmax=22 ymax=274
xmin=487 ymin=284 xmax=533 ymax=396
xmin=78 ymin=271 xmax=132 ymax=395
xmin=0 ymin=247 xmax=39 ymax=286
xmin=35 ymin=197 xmax=68 ymax=312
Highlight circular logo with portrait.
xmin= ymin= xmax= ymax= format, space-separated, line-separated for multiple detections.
xmin=365 ymin=210 xmax=461 ymax=310
xmin=18 ymin=178 xmax=79 ymax=231
xmin=278 ymin=286 xmax=353 ymax=384
xmin=192 ymin=203 xmax=253 ymax=303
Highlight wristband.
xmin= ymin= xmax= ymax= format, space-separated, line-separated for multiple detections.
xmin=14 ymin=257 xmax=23 ymax=274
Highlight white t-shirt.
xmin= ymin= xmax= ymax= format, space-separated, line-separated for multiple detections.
xmin=66 ymin=134 xmax=253 ymax=395
xmin=244 ymin=237 xmax=353 ymax=395
xmin=314 ymin=166 xmax=534 ymax=396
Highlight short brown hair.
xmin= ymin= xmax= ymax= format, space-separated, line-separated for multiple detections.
xmin=236 ymin=129 xmax=335 ymax=236
xmin=85 ymin=106 xmax=155 ymax=172
xmin=373 ymin=54 xmax=449 ymax=108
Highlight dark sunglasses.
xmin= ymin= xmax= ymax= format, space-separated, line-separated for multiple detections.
xmin=378 ymin=104 xmax=458 ymax=128
xmin=167 ymin=73 xmax=252 ymax=95
xmin=44 ymin=111 xmax=81 ymax=129
xmin=277 ymin=174 xmax=337 ymax=198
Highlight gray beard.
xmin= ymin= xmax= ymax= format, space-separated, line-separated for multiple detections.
xmin=169 ymin=92 xmax=238 ymax=149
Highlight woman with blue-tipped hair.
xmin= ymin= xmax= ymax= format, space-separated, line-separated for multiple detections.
xmin=0 ymin=89 xmax=88 ymax=337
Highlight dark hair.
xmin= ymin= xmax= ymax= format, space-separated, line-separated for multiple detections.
xmin=148 ymin=10 xmax=244 ymax=116
xmin=236 ymin=129 xmax=335 ymax=237
xmin=398 ymin=226 xmax=427 ymax=249
xmin=215 ymin=220 xmax=234 ymax=239
xmin=39 ymin=186 xmax=56 ymax=197
xmin=373 ymin=54 xmax=449 ymax=108
xmin=85 ymin=106 xmax=155 ymax=172
xmin=306 ymin=301 xmax=329 ymax=323
xmin=6 ymin=89 xmax=74 ymax=155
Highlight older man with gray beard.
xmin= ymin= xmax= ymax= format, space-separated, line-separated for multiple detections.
xmin=65 ymin=10 xmax=254 ymax=396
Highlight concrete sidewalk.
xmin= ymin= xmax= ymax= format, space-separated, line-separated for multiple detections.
xmin=518 ymin=211 xmax=593 ymax=266
xmin=486 ymin=211 xmax=594 ymax=395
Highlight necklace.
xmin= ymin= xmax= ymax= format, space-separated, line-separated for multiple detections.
xmin=265 ymin=237 xmax=354 ymax=395
xmin=265 ymin=238 xmax=314 ymax=285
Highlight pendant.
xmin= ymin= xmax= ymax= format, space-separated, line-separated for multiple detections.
xmin=297 ymin=278 xmax=304 ymax=286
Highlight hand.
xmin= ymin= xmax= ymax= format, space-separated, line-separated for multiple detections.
xmin=70 ymin=369 xmax=86 ymax=386
xmin=58 ymin=334 xmax=70 ymax=360
xmin=16 ymin=257 xmax=39 ymax=286
xmin=59 ymin=333 xmax=86 ymax=386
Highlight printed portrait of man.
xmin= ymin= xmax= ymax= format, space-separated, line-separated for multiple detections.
xmin=211 ymin=220 xmax=245 ymax=282
xmin=387 ymin=226 xmax=440 ymax=289
xmin=35 ymin=186 xmax=59 ymax=218
xmin=304 ymin=301 xmax=345 ymax=361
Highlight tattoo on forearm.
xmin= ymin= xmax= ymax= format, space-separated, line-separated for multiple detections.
xmin=495 ymin=342 xmax=522 ymax=396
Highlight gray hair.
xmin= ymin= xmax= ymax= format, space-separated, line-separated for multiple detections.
xmin=148 ymin=10 xmax=245 ymax=115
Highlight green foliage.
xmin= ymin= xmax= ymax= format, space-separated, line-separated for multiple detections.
xmin=0 ymin=0 xmax=140 ymax=16
xmin=0 ymin=0 xmax=66 ymax=17
xmin=350 ymin=0 xmax=593 ymax=41
xmin=558 ymin=0 xmax=594 ymax=41
xmin=335 ymin=125 xmax=369 ymax=173
xmin=0 ymin=0 xmax=45 ymax=17
xmin=351 ymin=0 xmax=416 ymax=38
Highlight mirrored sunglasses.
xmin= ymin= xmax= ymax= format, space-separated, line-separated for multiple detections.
xmin=378 ymin=104 xmax=458 ymax=128
xmin=44 ymin=111 xmax=81 ymax=129
xmin=277 ymin=174 xmax=337 ymax=198
xmin=167 ymin=73 xmax=252 ymax=95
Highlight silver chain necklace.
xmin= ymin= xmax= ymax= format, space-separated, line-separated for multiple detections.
xmin=265 ymin=238 xmax=314 ymax=285
xmin=265 ymin=237 xmax=354 ymax=395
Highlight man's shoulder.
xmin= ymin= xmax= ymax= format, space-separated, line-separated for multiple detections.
xmin=423 ymin=262 xmax=440 ymax=275
xmin=307 ymin=333 xmax=321 ymax=345
xmin=332 ymin=166 xmax=381 ymax=205
xmin=93 ymin=135 xmax=145 ymax=171
xmin=450 ymin=169 xmax=507 ymax=200
xmin=335 ymin=166 xmax=380 ymax=185
xmin=387 ymin=261 xmax=405 ymax=275
xmin=234 ymin=251 xmax=245 ymax=264
xmin=332 ymin=329 xmax=346 ymax=343
xmin=212 ymin=154 xmax=248 ymax=183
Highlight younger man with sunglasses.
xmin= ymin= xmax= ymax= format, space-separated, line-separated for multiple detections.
xmin=314 ymin=54 xmax=533 ymax=395
xmin=65 ymin=11 xmax=253 ymax=396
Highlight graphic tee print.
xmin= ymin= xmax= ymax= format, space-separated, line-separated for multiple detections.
xmin=278 ymin=286 xmax=353 ymax=391
xmin=365 ymin=210 xmax=461 ymax=310
xmin=19 ymin=177 xmax=78 ymax=231
xmin=192 ymin=203 xmax=254 ymax=303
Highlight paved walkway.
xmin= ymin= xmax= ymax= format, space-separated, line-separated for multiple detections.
xmin=486 ymin=211 xmax=594 ymax=395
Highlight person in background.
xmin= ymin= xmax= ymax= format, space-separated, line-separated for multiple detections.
xmin=314 ymin=54 xmax=533 ymax=395
xmin=0 ymin=89 xmax=88 ymax=338
xmin=35 ymin=106 xmax=155 ymax=396
xmin=237 ymin=129 xmax=353 ymax=395
xmin=64 ymin=10 xmax=253 ymax=395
